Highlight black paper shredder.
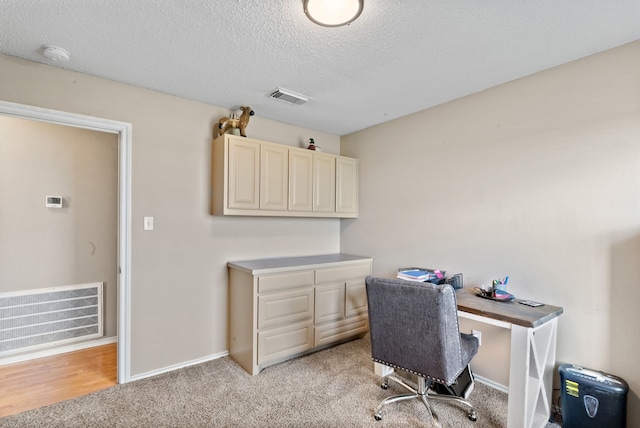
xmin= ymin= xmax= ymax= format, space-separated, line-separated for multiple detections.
xmin=559 ymin=364 xmax=628 ymax=428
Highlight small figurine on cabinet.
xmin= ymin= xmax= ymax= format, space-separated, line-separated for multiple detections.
xmin=217 ymin=106 xmax=254 ymax=137
xmin=307 ymin=138 xmax=322 ymax=151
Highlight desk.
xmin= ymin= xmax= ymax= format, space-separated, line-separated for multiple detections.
xmin=456 ymin=289 xmax=563 ymax=428
xmin=374 ymin=288 xmax=563 ymax=428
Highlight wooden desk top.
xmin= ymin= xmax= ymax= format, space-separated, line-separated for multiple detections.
xmin=456 ymin=288 xmax=563 ymax=328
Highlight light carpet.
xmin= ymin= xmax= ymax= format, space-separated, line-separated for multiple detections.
xmin=0 ymin=337 xmax=561 ymax=427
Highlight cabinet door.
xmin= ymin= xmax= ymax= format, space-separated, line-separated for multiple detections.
xmin=288 ymin=150 xmax=313 ymax=212
xmin=315 ymin=283 xmax=345 ymax=324
xmin=336 ymin=156 xmax=357 ymax=215
xmin=313 ymin=153 xmax=336 ymax=212
xmin=227 ymin=137 xmax=260 ymax=210
xmin=260 ymin=144 xmax=288 ymax=211
xmin=345 ymin=280 xmax=368 ymax=318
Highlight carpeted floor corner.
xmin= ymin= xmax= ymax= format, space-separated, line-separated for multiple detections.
xmin=0 ymin=337 xmax=561 ymax=427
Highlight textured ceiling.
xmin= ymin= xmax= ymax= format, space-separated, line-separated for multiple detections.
xmin=1 ymin=1 xmax=639 ymax=136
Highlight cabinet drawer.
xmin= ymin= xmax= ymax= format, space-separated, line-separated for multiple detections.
xmin=258 ymin=288 xmax=314 ymax=329
xmin=315 ymin=262 xmax=371 ymax=284
xmin=258 ymin=322 xmax=313 ymax=365
xmin=258 ymin=270 xmax=314 ymax=293
xmin=314 ymin=315 xmax=368 ymax=347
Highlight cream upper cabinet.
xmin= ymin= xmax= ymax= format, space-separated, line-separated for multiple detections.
xmin=260 ymin=144 xmax=288 ymax=211
xmin=290 ymin=151 xmax=336 ymax=213
xmin=211 ymin=134 xmax=358 ymax=217
xmin=336 ymin=156 xmax=358 ymax=215
xmin=313 ymin=152 xmax=336 ymax=213
xmin=288 ymin=149 xmax=313 ymax=212
xmin=227 ymin=137 xmax=260 ymax=210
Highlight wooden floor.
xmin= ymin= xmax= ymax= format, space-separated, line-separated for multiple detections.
xmin=0 ymin=343 xmax=117 ymax=418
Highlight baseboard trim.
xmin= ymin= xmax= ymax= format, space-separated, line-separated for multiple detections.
xmin=474 ymin=374 xmax=509 ymax=394
xmin=129 ymin=350 xmax=230 ymax=382
xmin=0 ymin=336 xmax=118 ymax=366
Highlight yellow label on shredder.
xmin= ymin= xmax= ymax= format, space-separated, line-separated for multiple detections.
xmin=565 ymin=380 xmax=579 ymax=397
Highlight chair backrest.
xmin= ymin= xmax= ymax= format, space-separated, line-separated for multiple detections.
xmin=365 ymin=275 xmax=466 ymax=385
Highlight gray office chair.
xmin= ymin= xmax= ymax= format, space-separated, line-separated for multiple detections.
xmin=365 ymin=276 xmax=479 ymax=425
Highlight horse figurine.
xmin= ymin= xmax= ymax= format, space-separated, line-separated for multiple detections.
xmin=217 ymin=106 xmax=254 ymax=137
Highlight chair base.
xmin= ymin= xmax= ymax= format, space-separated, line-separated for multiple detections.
xmin=374 ymin=370 xmax=477 ymax=426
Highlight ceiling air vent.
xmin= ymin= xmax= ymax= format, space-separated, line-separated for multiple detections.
xmin=268 ymin=88 xmax=311 ymax=105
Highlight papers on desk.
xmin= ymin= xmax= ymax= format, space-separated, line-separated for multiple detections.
xmin=397 ymin=268 xmax=444 ymax=283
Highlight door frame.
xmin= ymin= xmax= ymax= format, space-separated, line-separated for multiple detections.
xmin=0 ymin=100 xmax=132 ymax=384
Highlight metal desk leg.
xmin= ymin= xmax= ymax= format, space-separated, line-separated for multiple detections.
xmin=507 ymin=318 xmax=558 ymax=428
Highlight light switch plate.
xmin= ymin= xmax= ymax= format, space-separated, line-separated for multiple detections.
xmin=143 ymin=216 xmax=154 ymax=231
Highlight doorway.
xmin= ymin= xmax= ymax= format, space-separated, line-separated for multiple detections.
xmin=0 ymin=100 xmax=131 ymax=384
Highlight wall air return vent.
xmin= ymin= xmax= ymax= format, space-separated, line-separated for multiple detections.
xmin=267 ymin=88 xmax=311 ymax=105
xmin=0 ymin=282 xmax=103 ymax=356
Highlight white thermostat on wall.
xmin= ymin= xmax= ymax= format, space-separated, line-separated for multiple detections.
xmin=45 ymin=196 xmax=63 ymax=208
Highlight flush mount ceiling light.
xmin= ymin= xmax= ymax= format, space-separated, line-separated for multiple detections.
xmin=42 ymin=45 xmax=71 ymax=61
xmin=303 ymin=0 xmax=364 ymax=27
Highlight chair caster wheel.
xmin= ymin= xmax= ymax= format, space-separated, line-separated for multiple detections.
xmin=468 ymin=413 xmax=477 ymax=422
xmin=380 ymin=382 xmax=388 ymax=389
xmin=374 ymin=414 xmax=382 ymax=421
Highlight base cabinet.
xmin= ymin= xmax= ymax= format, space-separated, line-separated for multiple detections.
xmin=228 ymin=254 xmax=372 ymax=375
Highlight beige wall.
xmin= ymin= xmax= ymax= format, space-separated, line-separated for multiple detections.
xmin=3 ymin=39 xmax=638 ymax=421
xmin=0 ymin=53 xmax=341 ymax=376
xmin=341 ymin=40 xmax=640 ymax=423
xmin=0 ymin=116 xmax=118 ymax=338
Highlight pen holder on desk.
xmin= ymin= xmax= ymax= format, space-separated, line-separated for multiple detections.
xmin=494 ymin=283 xmax=507 ymax=292
xmin=492 ymin=276 xmax=509 ymax=293
xmin=491 ymin=283 xmax=507 ymax=298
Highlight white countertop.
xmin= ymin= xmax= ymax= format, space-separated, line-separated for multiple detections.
xmin=228 ymin=253 xmax=372 ymax=275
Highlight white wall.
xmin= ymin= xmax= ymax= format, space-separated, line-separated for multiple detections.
xmin=341 ymin=41 xmax=640 ymax=424
xmin=0 ymin=116 xmax=118 ymax=338
xmin=0 ymin=53 xmax=342 ymax=376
